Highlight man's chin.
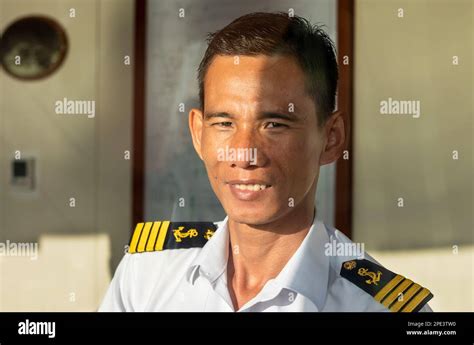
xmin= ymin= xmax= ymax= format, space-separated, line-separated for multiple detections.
xmin=225 ymin=207 xmax=283 ymax=227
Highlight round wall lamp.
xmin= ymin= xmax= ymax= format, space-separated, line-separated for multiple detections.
xmin=0 ymin=15 xmax=68 ymax=80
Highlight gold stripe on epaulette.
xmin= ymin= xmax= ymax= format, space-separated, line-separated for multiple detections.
xmin=382 ymin=279 xmax=413 ymax=308
xmin=389 ymin=283 xmax=422 ymax=312
xmin=374 ymin=274 xmax=404 ymax=302
xmin=155 ymin=221 xmax=170 ymax=251
xmin=146 ymin=222 xmax=161 ymax=251
xmin=129 ymin=222 xmax=144 ymax=253
xmin=137 ymin=222 xmax=153 ymax=253
xmin=401 ymin=288 xmax=431 ymax=312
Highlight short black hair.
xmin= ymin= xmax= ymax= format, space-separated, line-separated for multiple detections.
xmin=197 ymin=12 xmax=338 ymax=125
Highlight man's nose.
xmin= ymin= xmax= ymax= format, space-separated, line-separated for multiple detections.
xmin=227 ymin=128 xmax=268 ymax=169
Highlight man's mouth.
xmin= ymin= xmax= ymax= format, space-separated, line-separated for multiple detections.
xmin=233 ymin=184 xmax=269 ymax=191
xmin=226 ymin=180 xmax=272 ymax=201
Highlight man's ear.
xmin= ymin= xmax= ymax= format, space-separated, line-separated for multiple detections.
xmin=189 ymin=108 xmax=204 ymax=160
xmin=319 ymin=110 xmax=346 ymax=166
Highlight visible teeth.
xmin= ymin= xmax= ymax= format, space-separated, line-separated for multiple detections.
xmin=234 ymin=184 xmax=268 ymax=191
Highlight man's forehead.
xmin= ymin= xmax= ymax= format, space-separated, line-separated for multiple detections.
xmin=204 ymin=55 xmax=312 ymax=114
xmin=208 ymin=54 xmax=297 ymax=71
xmin=204 ymin=100 xmax=305 ymax=119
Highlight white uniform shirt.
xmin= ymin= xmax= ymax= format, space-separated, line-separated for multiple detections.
xmin=99 ymin=217 xmax=432 ymax=312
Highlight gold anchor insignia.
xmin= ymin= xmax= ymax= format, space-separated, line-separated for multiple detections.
xmin=357 ymin=267 xmax=382 ymax=285
xmin=344 ymin=261 xmax=357 ymax=270
xmin=203 ymin=229 xmax=215 ymax=240
xmin=173 ymin=226 xmax=198 ymax=242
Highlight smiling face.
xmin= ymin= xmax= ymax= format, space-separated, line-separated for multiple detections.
xmin=190 ymin=54 xmax=338 ymax=226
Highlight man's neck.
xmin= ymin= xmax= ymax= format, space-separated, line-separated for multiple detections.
xmin=226 ymin=203 xmax=315 ymax=310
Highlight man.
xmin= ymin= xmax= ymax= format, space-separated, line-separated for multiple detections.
xmin=99 ymin=12 xmax=432 ymax=312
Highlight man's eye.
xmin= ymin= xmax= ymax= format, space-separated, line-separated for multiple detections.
xmin=213 ymin=122 xmax=233 ymax=128
xmin=265 ymin=122 xmax=287 ymax=129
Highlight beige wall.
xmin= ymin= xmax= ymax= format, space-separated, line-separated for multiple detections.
xmin=353 ymin=0 xmax=473 ymax=249
xmin=371 ymin=246 xmax=474 ymax=312
xmin=353 ymin=0 xmax=473 ymax=311
xmin=0 ymin=0 xmax=133 ymax=310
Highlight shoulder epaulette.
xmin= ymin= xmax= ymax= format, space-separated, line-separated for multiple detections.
xmin=128 ymin=221 xmax=217 ymax=254
xmin=340 ymin=259 xmax=433 ymax=312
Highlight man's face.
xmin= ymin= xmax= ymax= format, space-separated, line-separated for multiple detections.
xmin=190 ymin=55 xmax=327 ymax=225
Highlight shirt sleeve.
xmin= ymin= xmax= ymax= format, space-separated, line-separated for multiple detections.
xmin=97 ymin=253 xmax=134 ymax=312
xmin=418 ymin=303 xmax=433 ymax=312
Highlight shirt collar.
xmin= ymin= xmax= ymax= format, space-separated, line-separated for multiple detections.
xmin=273 ymin=217 xmax=330 ymax=311
xmin=186 ymin=215 xmax=330 ymax=311
xmin=186 ymin=217 xmax=230 ymax=285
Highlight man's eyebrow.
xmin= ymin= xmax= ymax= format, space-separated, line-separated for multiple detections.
xmin=259 ymin=111 xmax=299 ymax=122
xmin=204 ymin=112 xmax=234 ymax=120
xmin=204 ymin=111 xmax=300 ymax=121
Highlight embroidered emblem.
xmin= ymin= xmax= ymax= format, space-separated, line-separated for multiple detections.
xmin=173 ymin=226 xmax=198 ymax=242
xmin=343 ymin=260 xmax=356 ymax=270
xmin=357 ymin=267 xmax=382 ymax=285
xmin=203 ymin=229 xmax=215 ymax=240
